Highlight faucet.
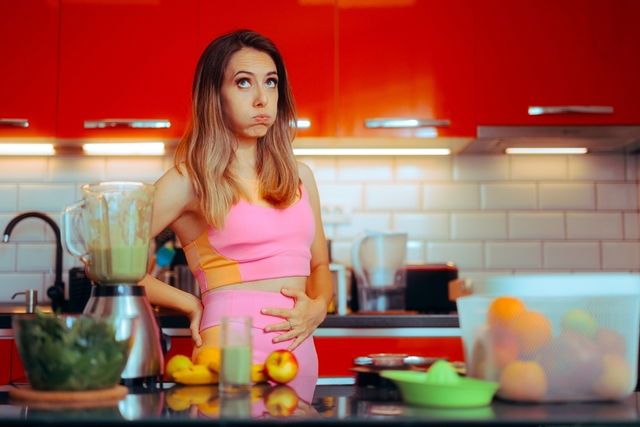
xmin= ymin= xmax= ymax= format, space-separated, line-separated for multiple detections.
xmin=3 ymin=211 xmax=67 ymax=313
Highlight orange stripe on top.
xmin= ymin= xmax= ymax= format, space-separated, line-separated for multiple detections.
xmin=183 ymin=230 xmax=242 ymax=294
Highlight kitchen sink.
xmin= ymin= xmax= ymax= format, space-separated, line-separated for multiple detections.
xmin=0 ymin=304 xmax=53 ymax=314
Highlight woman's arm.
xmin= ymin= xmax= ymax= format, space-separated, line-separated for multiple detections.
xmin=263 ymin=162 xmax=333 ymax=350
xmin=138 ymin=166 xmax=203 ymax=346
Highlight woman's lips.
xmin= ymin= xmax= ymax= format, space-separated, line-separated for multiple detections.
xmin=253 ymin=115 xmax=270 ymax=123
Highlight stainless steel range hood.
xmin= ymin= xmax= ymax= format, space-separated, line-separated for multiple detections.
xmin=463 ymin=126 xmax=640 ymax=154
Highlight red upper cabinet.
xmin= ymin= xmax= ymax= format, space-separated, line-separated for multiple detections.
xmin=57 ymin=0 xmax=199 ymax=139
xmin=337 ymin=0 xmax=477 ymax=138
xmin=474 ymin=0 xmax=640 ymax=126
xmin=197 ymin=0 xmax=336 ymax=137
xmin=0 ymin=0 xmax=59 ymax=138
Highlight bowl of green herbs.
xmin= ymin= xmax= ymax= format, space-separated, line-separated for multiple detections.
xmin=13 ymin=312 xmax=136 ymax=390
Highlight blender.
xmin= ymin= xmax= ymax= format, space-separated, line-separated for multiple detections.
xmin=63 ymin=181 xmax=163 ymax=384
xmin=352 ymin=232 xmax=408 ymax=312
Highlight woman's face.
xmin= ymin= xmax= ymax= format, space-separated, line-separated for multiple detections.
xmin=221 ymin=47 xmax=279 ymax=142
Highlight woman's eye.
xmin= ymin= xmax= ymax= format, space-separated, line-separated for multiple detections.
xmin=266 ymin=78 xmax=278 ymax=88
xmin=236 ymin=78 xmax=251 ymax=88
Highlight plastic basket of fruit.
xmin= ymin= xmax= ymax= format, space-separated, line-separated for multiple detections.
xmin=457 ymin=274 xmax=640 ymax=403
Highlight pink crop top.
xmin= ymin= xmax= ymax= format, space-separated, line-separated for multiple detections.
xmin=183 ymin=184 xmax=315 ymax=293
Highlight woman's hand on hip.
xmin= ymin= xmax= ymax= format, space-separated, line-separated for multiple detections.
xmin=187 ymin=296 xmax=203 ymax=347
xmin=262 ymin=288 xmax=327 ymax=351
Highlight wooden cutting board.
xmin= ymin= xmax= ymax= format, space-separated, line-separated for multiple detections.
xmin=9 ymin=385 xmax=127 ymax=409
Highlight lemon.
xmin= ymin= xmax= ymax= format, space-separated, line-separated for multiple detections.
xmin=195 ymin=347 xmax=221 ymax=372
xmin=166 ymin=354 xmax=194 ymax=379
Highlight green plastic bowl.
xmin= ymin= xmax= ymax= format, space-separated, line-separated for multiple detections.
xmin=379 ymin=370 xmax=499 ymax=408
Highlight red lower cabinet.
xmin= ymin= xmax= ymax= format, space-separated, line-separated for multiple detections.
xmin=314 ymin=336 xmax=464 ymax=377
xmin=161 ymin=335 xmax=465 ymax=379
xmin=0 ymin=339 xmax=11 ymax=385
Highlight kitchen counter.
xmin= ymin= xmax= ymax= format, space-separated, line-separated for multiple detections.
xmin=1 ymin=382 xmax=640 ymax=426
xmin=0 ymin=311 xmax=460 ymax=337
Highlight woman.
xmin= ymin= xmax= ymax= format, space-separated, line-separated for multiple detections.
xmin=140 ymin=30 xmax=332 ymax=391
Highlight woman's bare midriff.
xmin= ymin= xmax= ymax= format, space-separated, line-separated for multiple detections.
xmin=195 ymin=276 xmax=307 ymax=356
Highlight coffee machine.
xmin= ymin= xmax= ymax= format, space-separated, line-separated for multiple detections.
xmin=63 ymin=181 xmax=163 ymax=385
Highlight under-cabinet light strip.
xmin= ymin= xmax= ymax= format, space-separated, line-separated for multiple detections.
xmin=0 ymin=143 xmax=55 ymax=155
xmin=83 ymin=142 xmax=166 ymax=155
xmin=505 ymin=147 xmax=588 ymax=155
xmin=293 ymin=147 xmax=450 ymax=156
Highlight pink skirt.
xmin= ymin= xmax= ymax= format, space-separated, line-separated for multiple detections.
xmin=200 ymin=289 xmax=318 ymax=401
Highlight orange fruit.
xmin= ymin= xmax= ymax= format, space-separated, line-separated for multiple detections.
xmin=487 ymin=296 xmax=526 ymax=327
xmin=593 ymin=353 xmax=633 ymax=400
xmin=509 ymin=310 xmax=552 ymax=355
xmin=499 ymin=360 xmax=547 ymax=402
xmin=194 ymin=347 xmax=221 ymax=372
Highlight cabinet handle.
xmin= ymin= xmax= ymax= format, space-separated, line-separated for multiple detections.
xmin=0 ymin=118 xmax=29 ymax=128
xmin=365 ymin=118 xmax=450 ymax=128
xmin=84 ymin=119 xmax=171 ymax=129
xmin=528 ymin=106 xmax=614 ymax=116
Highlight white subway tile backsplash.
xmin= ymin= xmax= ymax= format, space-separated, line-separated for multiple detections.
xmin=596 ymin=183 xmax=638 ymax=210
xmin=0 ymin=273 xmax=45 ymax=302
xmin=510 ymin=155 xmax=567 ymax=180
xmin=105 ymin=157 xmax=166 ymax=182
xmin=317 ymin=184 xmax=363 ymax=210
xmin=486 ymin=241 xmax=542 ymax=269
xmin=566 ymin=212 xmax=623 ymax=239
xmin=423 ymin=183 xmax=480 ymax=210
xmin=481 ymin=183 xmax=536 ymax=209
xmin=301 ymin=157 xmax=337 ymax=182
xmin=452 ymin=212 xmax=507 ymax=240
xmin=454 ymin=155 xmax=509 ymax=181
xmin=539 ymin=183 xmax=594 ymax=209
xmin=365 ymin=184 xmax=420 ymax=210
xmin=0 ymin=245 xmax=16 ymax=271
xmin=509 ymin=212 xmax=565 ymax=239
xmin=393 ymin=213 xmax=450 ymax=240
xmin=543 ymin=242 xmax=600 ymax=269
xmin=406 ymin=240 xmax=426 ymax=264
xmin=329 ymin=240 xmax=353 ymax=266
xmin=0 ymin=158 xmax=48 ymax=182
xmin=626 ymin=156 xmax=637 ymax=182
xmin=18 ymin=184 xmax=76 ymax=212
xmin=395 ymin=157 xmax=451 ymax=181
xmin=0 ymin=215 xmax=46 ymax=242
xmin=0 ymin=185 xmax=17 ymax=212
xmin=16 ymin=243 xmax=56 ymax=271
xmin=568 ymin=154 xmax=626 ymax=181
xmin=426 ymin=241 xmax=484 ymax=269
xmin=336 ymin=158 xmax=393 ymax=182
xmin=624 ymin=213 xmax=640 ymax=239
xmin=602 ymin=242 xmax=640 ymax=269
xmin=334 ymin=213 xmax=392 ymax=239
xmin=49 ymin=156 xmax=106 ymax=183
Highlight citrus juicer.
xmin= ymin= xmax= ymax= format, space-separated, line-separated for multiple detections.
xmin=63 ymin=181 xmax=163 ymax=384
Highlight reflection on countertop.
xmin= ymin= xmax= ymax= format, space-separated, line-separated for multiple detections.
xmin=2 ymin=381 xmax=640 ymax=426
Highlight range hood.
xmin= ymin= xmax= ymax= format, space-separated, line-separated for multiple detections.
xmin=463 ymin=126 xmax=640 ymax=154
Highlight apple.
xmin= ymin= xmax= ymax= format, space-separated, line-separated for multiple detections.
xmin=264 ymin=350 xmax=299 ymax=384
xmin=263 ymin=385 xmax=299 ymax=417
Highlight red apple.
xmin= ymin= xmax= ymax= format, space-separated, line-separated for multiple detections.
xmin=263 ymin=385 xmax=299 ymax=417
xmin=264 ymin=350 xmax=299 ymax=384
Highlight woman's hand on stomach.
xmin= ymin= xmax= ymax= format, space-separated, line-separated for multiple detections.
xmin=261 ymin=286 xmax=327 ymax=351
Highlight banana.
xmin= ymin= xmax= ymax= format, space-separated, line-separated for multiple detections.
xmin=173 ymin=364 xmax=219 ymax=385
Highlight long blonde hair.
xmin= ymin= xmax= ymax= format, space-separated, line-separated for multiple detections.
xmin=175 ymin=30 xmax=299 ymax=228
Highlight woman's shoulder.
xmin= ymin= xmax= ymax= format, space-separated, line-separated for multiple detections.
xmin=155 ymin=164 xmax=196 ymax=204
xmin=296 ymin=161 xmax=315 ymax=185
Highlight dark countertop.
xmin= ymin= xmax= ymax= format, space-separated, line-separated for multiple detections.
xmin=0 ymin=311 xmax=459 ymax=331
xmin=2 ymin=382 xmax=640 ymax=426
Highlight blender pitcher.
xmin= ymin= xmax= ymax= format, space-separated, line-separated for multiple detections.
xmin=63 ymin=181 xmax=154 ymax=284
xmin=63 ymin=181 xmax=164 ymax=383
xmin=352 ymin=232 xmax=408 ymax=312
